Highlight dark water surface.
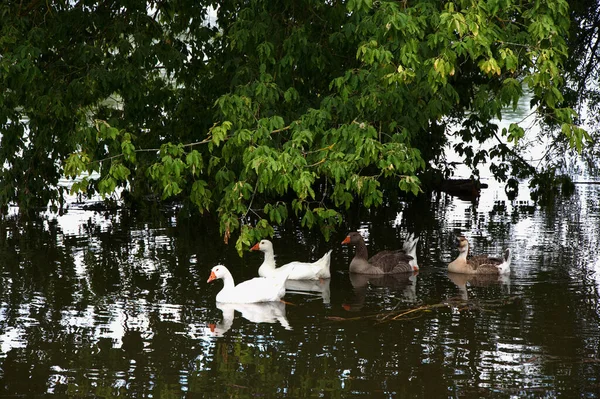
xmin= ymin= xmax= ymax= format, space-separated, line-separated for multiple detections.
xmin=1 ymin=178 xmax=600 ymax=398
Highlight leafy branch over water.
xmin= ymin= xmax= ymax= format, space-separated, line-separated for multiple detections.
xmin=1 ymin=0 xmax=593 ymax=249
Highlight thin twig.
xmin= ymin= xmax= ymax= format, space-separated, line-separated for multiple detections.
xmin=271 ymin=125 xmax=292 ymax=134
xmin=304 ymin=143 xmax=335 ymax=156
xmin=492 ymin=131 xmax=537 ymax=175
xmin=307 ymin=158 xmax=326 ymax=168
xmin=243 ymin=179 xmax=260 ymax=220
xmin=88 ymin=123 xmax=294 ymax=166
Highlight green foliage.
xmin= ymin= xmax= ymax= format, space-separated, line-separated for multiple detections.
xmin=0 ymin=0 xmax=588 ymax=255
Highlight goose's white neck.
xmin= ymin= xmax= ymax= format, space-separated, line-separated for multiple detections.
xmin=219 ymin=269 xmax=236 ymax=291
xmin=258 ymin=248 xmax=277 ymax=274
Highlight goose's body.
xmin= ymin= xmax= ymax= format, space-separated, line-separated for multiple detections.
xmin=251 ymin=240 xmax=332 ymax=280
xmin=341 ymin=232 xmax=419 ymax=274
xmin=207 ymin=265 xmax=289 ymax=303
xmin=448 ymin=236 xmax=511 ymax=275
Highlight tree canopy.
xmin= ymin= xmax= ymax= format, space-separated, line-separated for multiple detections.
xmin=0 ymin=0 xmax=594 ymax=253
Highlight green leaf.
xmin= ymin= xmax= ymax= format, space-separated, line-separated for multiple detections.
xmin=186 ymin=150 xmax=203 ymax=176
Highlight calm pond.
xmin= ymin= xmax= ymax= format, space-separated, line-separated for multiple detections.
xmin=1 ymin=172 xmax=600 ymax=398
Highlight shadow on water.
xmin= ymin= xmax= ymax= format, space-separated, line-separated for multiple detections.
xmin=1 ymin=177 xmax=600 ymax=397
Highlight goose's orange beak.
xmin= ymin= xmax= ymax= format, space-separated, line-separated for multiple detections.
xmin=207 ymin=271 xmax=217 ymax=283
xmin=250 ymin=242 xmax=260 ymax=251
xmin=341 ymin=236 xmax=351 ymax=245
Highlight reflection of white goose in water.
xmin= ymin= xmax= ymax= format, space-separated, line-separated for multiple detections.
xmin=343 ymin=272 xmax=418 ymax=311
xmin=447 ymin=272 xmax=511 ymax=301
xmin=205 ymin=301 xmax=291 ymax=337
xmin=285 ymin=278 xmax=331 ymax=304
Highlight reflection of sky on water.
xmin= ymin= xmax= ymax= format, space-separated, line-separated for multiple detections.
xmin=0 ymin=218 xmax=204 ymax=362
xmin=479 ymin=343 xmax=549 ymax=395
xmin=0 ymin=310 xmax=29 ymax=354
xmin=0 ymin=298 xmax=185 ymax=354
xmin=0 ymin=295 xmax=46 ymax=354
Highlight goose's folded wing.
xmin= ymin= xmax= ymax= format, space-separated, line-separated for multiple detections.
xmin=369 ymin=250 xmax=413 ymax=273
xmin=231 ymin=277 xmax=284 ymax=301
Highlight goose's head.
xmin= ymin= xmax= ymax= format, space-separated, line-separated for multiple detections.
xmin=456 ymin=236 xmax=470 ymax=254
xmin=207 ymin=264 xmax=227 ymax=283
xmin=341 ymin=231 xmax=364 ymax=246
xmin=250 ymin=239 xmax=273 ymax=253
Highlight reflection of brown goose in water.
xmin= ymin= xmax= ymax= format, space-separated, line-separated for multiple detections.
xmin=342 ymin=272 xmax=418 ymax=312
xmin=341 ymin=232 xmax=419 ymax=274
xmin=447 ymin=272 xmax=510 ymax=301
xmin=448 ymin=236 xmax=511 ymax=275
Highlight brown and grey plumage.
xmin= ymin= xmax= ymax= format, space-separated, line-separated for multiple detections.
xmin=341 ymin=231 xmax=419 ymax=274
xmin=448 ymin=236 xmax=511 ymax=275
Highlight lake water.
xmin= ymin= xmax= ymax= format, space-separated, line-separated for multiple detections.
xmin=1 ymin=168 xmax=599 ymax=398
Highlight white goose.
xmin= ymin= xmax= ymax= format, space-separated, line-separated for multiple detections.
xmin=250 ymin=239 xmax=332 ymax=280
xmin=207 ymin=264 xmax=289 ymax=303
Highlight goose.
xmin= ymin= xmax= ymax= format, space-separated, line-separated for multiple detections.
xmin=207 ymin=264 xmax=289 ymax=303
xmin=448 ymin=236 xmax=511 ymax=275
xmin=341 ymin=231 xmax=419 ymax=274
xmin=250 ymin=239 xmax=332 ymax=280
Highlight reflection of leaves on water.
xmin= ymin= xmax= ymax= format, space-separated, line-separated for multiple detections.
xmin=326 ymin=296 xmax=523 ymax=323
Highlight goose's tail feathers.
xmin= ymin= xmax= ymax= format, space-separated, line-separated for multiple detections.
xmin=403 ymin=233 xmax=419 ymax=269
xmin=317 ymin=249 xmax=333 ymax=264
xmin=276 ymin=265 xmax=296 ymax=284
xmin=403 ymin=233 xmax=419 ymax=254
xmin=317 ymin=250 xmax=332 ymax=279
xmin=498 ymin=248 xmax=512 ymax=274
xmin=503 ymin=248 xmax=511 ymax=267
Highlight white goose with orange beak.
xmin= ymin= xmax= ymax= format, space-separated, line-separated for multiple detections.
xmin=207 ymin=264 xmax=290 ymax=303
xmin=250 ymin=239 xmax=332 ymax=280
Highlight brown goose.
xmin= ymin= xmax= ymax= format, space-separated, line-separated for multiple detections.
xmin=448 ymin=236 xmax=511 ymax=275
xmin=341 ymin=231 xmax=419 ymax=274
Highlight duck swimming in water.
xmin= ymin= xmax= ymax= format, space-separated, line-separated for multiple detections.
xmin=341 ymin=231 xmax=419 ymax=274
xmin=448 ymin=236 xmax=511 ymax=275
